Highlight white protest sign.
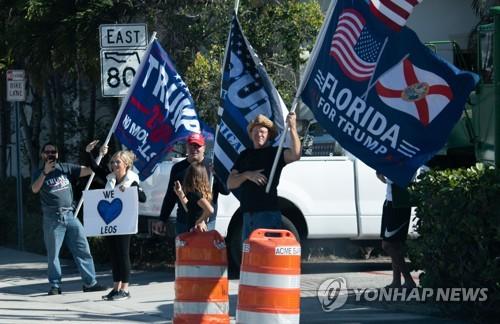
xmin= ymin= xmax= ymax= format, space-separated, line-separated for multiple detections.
xmin=83 ymin=187 xmax=138 ymax=237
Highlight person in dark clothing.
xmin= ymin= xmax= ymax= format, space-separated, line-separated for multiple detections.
xmin=152 ymin=133 xmax=227 ymax=236
xmin=227 ymin=113 xmax=301 ymax=242
xmin=173 ymin=162 xmax=214 ymax=232
xmin=85 ymin=140 xmax=147 ymax=301
xmin=31 ymin=143 xmax=107 ymax=296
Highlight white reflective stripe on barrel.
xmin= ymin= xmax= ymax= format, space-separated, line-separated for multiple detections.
xmin=175 ymin=265 xmax=228 ymax=278
xmin=236 ymin=310 xmax=300 ymax=323
xmin=174 ymin=301 xmax=229 ymax=315
xmin=239 ymin=271 xmax=300 ymax=289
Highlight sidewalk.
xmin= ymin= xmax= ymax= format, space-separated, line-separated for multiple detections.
xmin=0 ymin=246 xmax=187 ymax=323
xmin=0 ymin=246 xmax=462 ymax=323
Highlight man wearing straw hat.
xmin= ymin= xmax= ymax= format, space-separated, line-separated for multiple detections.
xmin=227 ymin=113 xmax=301 ymax=242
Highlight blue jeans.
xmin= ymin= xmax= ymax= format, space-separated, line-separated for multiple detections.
xmin=206 ymin=219 xmax=216 ymax=231
xmin=242 ymin=211 xmax=282 ymax=243
xmin=43 ymin=208 xmax=97 ymax=288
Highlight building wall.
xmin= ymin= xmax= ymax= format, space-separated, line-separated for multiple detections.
xmin=317 ymin=0 xmax=479 ymax=48
xmin=407 ymin=0 xmax=479 ymax=49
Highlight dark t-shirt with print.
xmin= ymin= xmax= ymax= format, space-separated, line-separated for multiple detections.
xmin=32 ymin=163 xmax=81 ymax=214
xmin=185 ymin=191 xmax=203 ymax=229
xmin=231 ymin=146 xmax=286 ymax=213
xmin=159 ymin=158 xmax=228 ymax=224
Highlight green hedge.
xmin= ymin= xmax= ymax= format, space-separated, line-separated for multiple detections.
xmin=0 ymin=177 xmax=175 ymax=267
xmin=408 ymin=164 xmax=500 ymax=319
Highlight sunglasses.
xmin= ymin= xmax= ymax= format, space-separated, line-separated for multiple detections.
xmin=44 ymin=150 xmax=58 ymax=154
xmin=110 ymin=160 xmax=122 ymax=165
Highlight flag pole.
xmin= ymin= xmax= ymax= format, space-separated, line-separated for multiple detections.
xmin=361 ymin=37 xmax=389 ymax=100
xmin=265 ymin=0 xmax=338 ymax=193
xmin=74 ymin=32 xmax=157 ymax=217
xmin=211 ymin=5 xmax=238 ymax=189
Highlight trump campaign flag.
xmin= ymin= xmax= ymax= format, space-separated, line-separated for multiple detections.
xmin=299 ymin=0 xmax=479 ymax=187
xmin=114 ymin=39 xmax=201 ymax=180
xmin=214 ymin=13 xmax=289 ymax=188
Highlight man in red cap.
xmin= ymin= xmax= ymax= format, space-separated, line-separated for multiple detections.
xmin=152 ymin=133 xmax=227 ymax=235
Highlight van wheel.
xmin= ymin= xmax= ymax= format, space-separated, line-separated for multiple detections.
xmin=227 ymin=221 xmax=243 ymax=274
xmin=281 ymin=215 xmax=300 ymax=242
xmin=226 ymin=214 xmax=300 ymax=274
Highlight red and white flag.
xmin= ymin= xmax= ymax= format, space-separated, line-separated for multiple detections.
xmin=375 ymin=58 xmax=453 ymax=126
xmin=369 ymin=0 xmax=424 ymax=31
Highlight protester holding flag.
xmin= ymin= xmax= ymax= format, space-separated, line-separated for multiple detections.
xmin=376 ymin=172 xmax=416 ymax=289
xmin=376 ymin=164 xmax=428 ymax=289
xmin=152 ymin=133 xmax=228 ymax=236
xmin=173 ymin=161 xmax=214 ymax=233
xmin=227 ymin=113 xmax=301 ymax=243
xmin=85 ymin=140 xmax=147 ymax=301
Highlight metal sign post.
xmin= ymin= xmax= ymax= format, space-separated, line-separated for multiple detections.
xmin=15 ymin=102 xmax=24 ymax=251
xmin=7 ymin=69 xmax=26 ymax=251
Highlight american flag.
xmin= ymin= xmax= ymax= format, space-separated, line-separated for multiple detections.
xmin=369 ymin=0 xmax=423 ymax=31
xmin=330 ymin=8 xmax=383 ymax=82
xmin=214 ymin=13 xmax=288 ymax=191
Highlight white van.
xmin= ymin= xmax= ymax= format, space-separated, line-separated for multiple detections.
xmin=139 ymin=122 xmax=416 ymax=267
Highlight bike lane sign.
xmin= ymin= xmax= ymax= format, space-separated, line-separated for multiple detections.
xmin=6 ymin=70 xmax=26 ymax=102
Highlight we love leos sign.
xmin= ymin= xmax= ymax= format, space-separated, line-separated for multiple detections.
xmin=83 ymin=187 xmax=138 ymax=237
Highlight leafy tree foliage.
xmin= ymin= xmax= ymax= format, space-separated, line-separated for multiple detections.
xmin=0 ymin=0 xmax=323 ymax=177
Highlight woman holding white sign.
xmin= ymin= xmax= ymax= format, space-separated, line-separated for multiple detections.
xmin=86 ymin=140 xmax=146 ymax=301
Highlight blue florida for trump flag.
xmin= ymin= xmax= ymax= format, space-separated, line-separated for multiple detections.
xmin=114 ymin=39 xmax=201 ymax=180
xmin=300 ymin=0 xmax=479 ymax=187
xmin=214 ymin=13 xmax=289 ymax=188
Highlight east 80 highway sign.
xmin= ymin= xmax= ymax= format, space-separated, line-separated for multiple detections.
xmin=100 ymin=48 xmax=146 ymax=97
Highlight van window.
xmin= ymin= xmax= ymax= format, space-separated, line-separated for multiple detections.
xmin=300 ymin=121 xmax=344 ymax=157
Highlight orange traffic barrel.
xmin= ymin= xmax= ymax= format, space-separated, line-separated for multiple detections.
xmin=236 ymin=229 xmax=301 ymax=323
xmin=174 ymin=230 xmax=229 ymax=324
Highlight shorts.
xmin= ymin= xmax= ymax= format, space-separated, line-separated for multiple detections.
xmin=380 ymin=200 xmax=411 ymax=242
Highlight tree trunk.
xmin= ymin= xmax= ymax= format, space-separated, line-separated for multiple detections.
xmin=46 ymin=79 xmax=57 ymax=144
xmin=53 ymin=74 xmax=66 ymax=160
xmin=89 ymin=84 xmax=96 ymax=141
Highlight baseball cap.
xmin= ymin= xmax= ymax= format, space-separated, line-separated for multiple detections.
xmin=187 ymin=133 xmax=205 ymax=146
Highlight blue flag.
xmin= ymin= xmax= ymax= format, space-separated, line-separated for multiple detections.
xmin=114 ymin=39 xmax=201 ymax=180
xmin=300 ymin=0 xmax=479 ymax=187
xmin=214 ymin=13 xmax=289 ymax=189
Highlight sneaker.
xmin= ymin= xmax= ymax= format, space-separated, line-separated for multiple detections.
xmin=102 ymin=289 xmax=119 ymax=301
xmin=48 ymin=287 xmax=61 ymax=295
xmin=82 ymin=282 xmax=107 ymax=292
xmin=111 ymin=290 xmax=130 ymax=301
